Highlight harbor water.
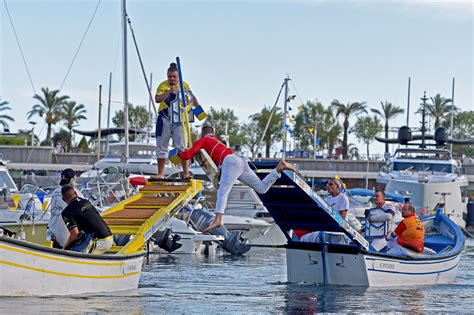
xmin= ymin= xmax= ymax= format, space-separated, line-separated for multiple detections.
xmin=1 ymin=239 xmax=473 ymax=313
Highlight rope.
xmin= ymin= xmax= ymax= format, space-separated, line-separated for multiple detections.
xmin=256 ymin=81 xmax=285 ymax=155
xmin=3 ymin=0 xmax=36 ymax=95
xmin=290 ymin=79 xmax=306 ymax=108
xmin=59 ymin=0 xmax=101 ymax=90
xmin=126 ymin=15 xmax=157 ymax=116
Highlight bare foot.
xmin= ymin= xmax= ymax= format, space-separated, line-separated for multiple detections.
xmin=151 ymin=175 xmax=165 ymax=180
xmin=276 ymin=160 xmax=299 ymax=173
xmin=202 ymin=217 xmax=223 ymax=234
xmin=184 ymin=173 xmax=193 ymax=180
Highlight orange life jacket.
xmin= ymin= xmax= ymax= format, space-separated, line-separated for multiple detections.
xmin=397 ymin=214 xmax=425 ymax=252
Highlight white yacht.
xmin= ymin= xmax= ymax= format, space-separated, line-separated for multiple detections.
xmin=94 ymin=140 xmax=179 ymax=176
xmin=377 ymin=148 xmax=468 ymax=228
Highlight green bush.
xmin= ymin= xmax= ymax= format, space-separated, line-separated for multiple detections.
xmin=0 ymin=137 xmax=27 ymax=145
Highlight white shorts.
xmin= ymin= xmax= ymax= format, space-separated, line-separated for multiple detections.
xmin=155 ymin=115 xmax=185 ymax=158
xmin=91 ymin=236 xmax=113 ymax=254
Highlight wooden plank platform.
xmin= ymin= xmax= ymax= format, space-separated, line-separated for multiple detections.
xmin=126 ymin=196 xmax=177 ymax=207
xmin=140 ymin=184 xmax=190 ymax=192
xmin=103 ymin=209 xmax=157 ymax=219
xmin=110 ymin=226 xmax=140 ymax=234
xmin=104 ymin=219 xmax=146 ymax=226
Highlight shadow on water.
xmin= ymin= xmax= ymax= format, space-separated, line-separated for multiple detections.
xmin=282 ymin=283 xmax=433 ymax=313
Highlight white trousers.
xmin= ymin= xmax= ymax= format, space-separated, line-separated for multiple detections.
xmin=387 ymin=239 xmax=420 ymax=257
xmin=215 ymin=155 xmax=280 ymax=214
xmin=155 ymin=116 xmax=185 ymax=158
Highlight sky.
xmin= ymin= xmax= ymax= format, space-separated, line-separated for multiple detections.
xmin=1 ymin=0 xmax=473 ymax=156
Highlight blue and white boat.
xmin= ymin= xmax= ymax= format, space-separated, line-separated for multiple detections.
xmin=256 ymin=169 xmax=465 ymax=286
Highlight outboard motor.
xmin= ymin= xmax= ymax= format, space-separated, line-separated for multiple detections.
xmin=434 ymin=127 xmax=449 ymax=145
xmin=151 ymin=228 xmax=182 ymax=253
xmin=190 ymin=208 xmax=251 ymax=255
xmin=398 ymin=126 xmax=412 ymax=145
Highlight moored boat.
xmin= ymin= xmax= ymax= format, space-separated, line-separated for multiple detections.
xmin=0 ymin=235 xmax=144 ymax=296
xmin=0 ymin=178 xmax=203 ymax=296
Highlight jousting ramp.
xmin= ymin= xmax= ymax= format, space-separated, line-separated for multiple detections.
xmin=101 ymin=179 xmax=203 ymax=254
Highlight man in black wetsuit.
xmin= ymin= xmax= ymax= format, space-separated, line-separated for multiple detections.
xmin=61 ymin=184 xmax=113 ymax=254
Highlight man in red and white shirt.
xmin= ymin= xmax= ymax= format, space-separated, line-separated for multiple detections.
xmin=179 ymin=125 xmax=298 ymax=233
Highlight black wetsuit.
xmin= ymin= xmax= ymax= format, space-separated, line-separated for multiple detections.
xmin=62 ymin=197 xmax=112 ymax=239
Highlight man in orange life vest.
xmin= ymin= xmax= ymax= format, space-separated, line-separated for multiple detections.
xmin=178 ymin=124 xmax=298 ymax=233
xmin=386 ymin=203 xmax=425 ymax=255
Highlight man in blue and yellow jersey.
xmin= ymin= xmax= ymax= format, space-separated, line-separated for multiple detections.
xmin=154 ymin=62 xmax=200 ymax=179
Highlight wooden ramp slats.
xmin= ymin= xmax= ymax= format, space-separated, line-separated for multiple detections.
xmin=140 ymin=184 xmax=190 ymax=192
xmin=110 ymin=226 xmax=140 ymax=234
xmin=103 ymin=209 xmax=157 ymax=219
xmin=126 ymin=196 xmax=177 ymax=207
xmin=104 ymin=219 xmax=146 ymax=226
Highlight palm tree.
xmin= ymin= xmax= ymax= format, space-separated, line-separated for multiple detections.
xmin=0 ymin=101 xmax=14 ymax=131
xmin=416 ymin=94 xmax=456 ymax=130
xmin=371 ymin=101 xmax=404 ymax=154
xmin=62 ymin=101 xmax=87 ymax=149
xmin=27 ymin=87 xmax=69 ymax=145
xmin=331 ymin=100 xmax=367 ymax=159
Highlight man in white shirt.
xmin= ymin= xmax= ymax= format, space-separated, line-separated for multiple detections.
xmin=325 ymin=179 xmax=349 ymax=219
xmin=47 ymin=168 xmax=84 ymax=248
xmin=301 ymin=179 xmax=360 ymax=243
xmin=366 ymin=189 xmax=402 ymax=233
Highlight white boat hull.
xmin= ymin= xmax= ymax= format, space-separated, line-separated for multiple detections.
xmin=0 ymin=237 xmax=144 ymax=296
xmin=286 ymin=247 xmax=461 ymax=286
xmin=223 ymin=215 xmax=272 ymax=241
xmin=249 ymin=222 xmax=287 ymax=246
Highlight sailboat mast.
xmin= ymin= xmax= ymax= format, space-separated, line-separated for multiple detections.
xmin=282 ymin=76 xmax=290 ymax=159
xmin=450 ymin=78 xmax=455 ymax=154
xmin=406 ymin=77 xmax=411 ymax=126
xmin=97 ymin=84 xmax=102 ymax=161
xmin=421 ymin=91 xmax=428 ymax=149
xmin=106 ymin=72 xmax=112 ymax=155
xmin=122 ymin=0 xmax=129 ymax=162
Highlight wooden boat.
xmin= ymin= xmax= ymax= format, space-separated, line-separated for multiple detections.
xmin=0 ymin=179 xmax=203 ymax=296
xmin=256 ymin=170 xmax=465 ymax=286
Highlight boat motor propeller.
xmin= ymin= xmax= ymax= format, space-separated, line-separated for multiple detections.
xmin=189 ymin=208 xmax=251 ymax=255
xmin=151 ymin=228 xmax=182 ymax=253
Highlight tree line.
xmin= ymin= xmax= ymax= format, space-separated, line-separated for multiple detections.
xmin=0 ymin=87 xmax=472 ymax=158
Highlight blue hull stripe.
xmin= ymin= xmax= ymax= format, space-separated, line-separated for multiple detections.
xmin=365 ymin=255 xmax=458 ymax=265
xmin=367 ymin=262 xmax=459 ymax=276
